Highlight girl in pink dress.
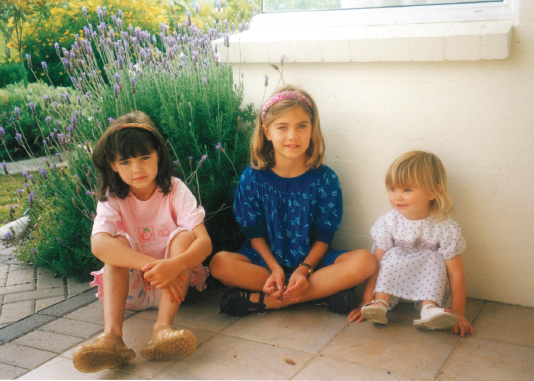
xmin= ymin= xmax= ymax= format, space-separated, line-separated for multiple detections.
xmin=72 ymin=111 xmax=212 ymax=373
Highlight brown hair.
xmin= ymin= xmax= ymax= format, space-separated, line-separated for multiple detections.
xmin=385 ymin=151 xmax=455 ymax=218
xmin=92 ymin=111 xmax=172 ymax=201
xmin=250 ymin=84 xmax=325 ymax=170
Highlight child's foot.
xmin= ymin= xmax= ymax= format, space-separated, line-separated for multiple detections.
xmin=141 ymin=325 xmax=197 ymax=361
xmin=72 ymin=332 xmax=135 ymax=373
xmin=321 ymin=289 xmax=356 ymax=314
xmin=218 ymin=288 xmax=266 ymax=316
xmin=361 ymin=300 xmax=389 ymax=324
xmin=413 ymin=304 xmax=458 ymax=330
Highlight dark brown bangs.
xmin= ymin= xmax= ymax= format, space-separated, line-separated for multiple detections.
xmin=109 ymin=128 xmax=157 ymax=162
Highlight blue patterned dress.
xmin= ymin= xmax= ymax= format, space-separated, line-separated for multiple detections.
xmin=234 ymin=165 xmax=347 ymax=275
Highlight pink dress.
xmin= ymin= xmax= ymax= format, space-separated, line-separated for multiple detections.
xmin=90 ymin=177 xmax=209 ymax=310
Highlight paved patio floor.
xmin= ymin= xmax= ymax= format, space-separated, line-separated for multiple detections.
xmin=3 ymin=287 xmax=534 ymax=380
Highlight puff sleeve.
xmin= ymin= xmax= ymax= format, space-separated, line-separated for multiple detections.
xmin=91 ymin=197 xmax=122 ymax=237
xmin=171 ymin=178 xmax=205 ymax=231
xmin=313 ymin=168 xmax=343 ymax=245
xmin=370 ymin=214 xmax=394 ymax=251
xmin=437 ymin=220 xmax=466 ymax=260
xmin=234 ymin=167 xmax=266 ymax=240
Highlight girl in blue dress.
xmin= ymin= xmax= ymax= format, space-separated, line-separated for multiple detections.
xmin=210 ymin=85 xmax=375 ymax=316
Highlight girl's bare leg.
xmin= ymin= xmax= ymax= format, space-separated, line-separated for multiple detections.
xmin=209 ymin=251 xmax=271 ymax=291
xmin=153 ymin=230 xmax=195 ymax=334
xmin=101 ymin=236 xmax=131 ymax=345
xmin=212 ymin=249 xmax=375 ymax=310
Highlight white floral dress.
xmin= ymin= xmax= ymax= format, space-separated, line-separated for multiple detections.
xmin=371 ymin=209 xmax=466 ymax=309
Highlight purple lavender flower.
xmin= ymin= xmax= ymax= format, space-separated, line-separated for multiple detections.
xmin=97 ymin=6 xmax=103 ymax=21
xmin=131 ymin=77 xmax=136 ymax=94
xmin=15 ymin=133 xmax=22 ymax=145
xmin=1 ymin=162 xmax=8 ymax=175
xmin=108 ymin=117 xmax=114 ymax=125
xmin=25 ymin=54 xmax=32 ymax=69
xmin=65 ymin=93 xmax=71 ymax=104
xmin=9 ymin=117 xmax=15 ymax=128
xmin=41 ymin=61 xmax=48 ymax=75
xmin=22 ymin=171 xmax=28 ymax=182
xmin=82 ymin=5 xmax=87 ymax=18
xmin=54 ymin=42 xmax=60 ymax=55
xmin=29 ymin=174 xmax=35 ymax=184
xmin=0 ymin=127 xmax=4 ymax=142
xmin=29 ymin=102 xmax=36 ymax=117
xmin=199 ymin=155 xmax=207 ymax=165
xmin=202 ymin=77 xmax=207 ymax=87
xmin=17 ymin=188 xmax=23 ymax=197
xmin=40 ymin=167 xmax=48 ymax=180
xmin=28 ymin=192 xmax=35 ymax=208
xmin=113 ymin=83 xmax=120 ymax=99
xmin=224 ymin=34 xmax=230 ymax=48
xmin=215 ymin=142 xmax=224 ymax=152
xmin=264 ymin=74 xmax=269 ymax=87
xmin=14 ymin=107 xmax=20 ymax=121
xmin=31 ymin=248 xmax=36 ymax=253
xmin=43 ymin=139 xmax=47 ymax=148
xmin=45 ymin=116 xmax=51 ymax=128
xmin=56 ymin=153 xmax=63 ymax=163
xmin=56 ymin=237 xmax=61 ymax=243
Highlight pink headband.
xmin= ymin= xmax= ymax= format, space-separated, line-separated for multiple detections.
xmin=120 ymin=123 xmax=152 ymax=132
xmin=261 ymin=91 xmax=313 ymax=123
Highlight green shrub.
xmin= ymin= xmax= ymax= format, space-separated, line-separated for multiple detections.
xmin=7 ymin=6 xmax=256 ymax=280
xmin=0 ymin=82 xmax=91 ymax=161
xmin=0 ymin=64 xmax=28 ymax=87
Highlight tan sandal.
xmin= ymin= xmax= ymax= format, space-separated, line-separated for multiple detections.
xmin=72 ymin=332 xmax=136 ymax=373
xmin=361 ymin=299 xmax=389 ymax=324
xmin=141 ymin=325 xmax=197 ymax=361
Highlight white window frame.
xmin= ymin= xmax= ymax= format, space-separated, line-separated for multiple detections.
xmin=219 ymin=0 xmax=517 ymax=63
xmin=253 ymin=0 xmax=518 ymax=29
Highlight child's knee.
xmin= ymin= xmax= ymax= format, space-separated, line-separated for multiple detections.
xmin=356 ymin=249 xmax=376 ymax=276
xmin=209 ymin=251 xmax=230 ymax=277
xmin=169 ymin=229 xmax=195 ymax=253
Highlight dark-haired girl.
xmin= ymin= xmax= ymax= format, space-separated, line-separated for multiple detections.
xmin=72 ymin=111 xmax=212 ymax=373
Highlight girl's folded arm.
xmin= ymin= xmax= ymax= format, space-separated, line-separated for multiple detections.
xmin=446 ymin=254 xmax=467 ymax=316
xmin=166 ymin=222 xmax=212 ymax=272
xmin=91 ymin=232 xmax=155 ymax=270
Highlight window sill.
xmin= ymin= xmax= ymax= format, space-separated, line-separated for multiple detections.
xmin=218 ymin=19 xmax=513 ymax=63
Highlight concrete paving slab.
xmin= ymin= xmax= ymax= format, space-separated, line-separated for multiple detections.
xmin=473 ymin=302 xmax=534 ymax=349
xmin=35 ymin=296 xmax=65 ymax=312
xmin=6 ymin=267 xmax=34 ymax=287
xmin=67 ymin=279 xmax=93 ymax=298
xmin=0 ymin=300 xmax=33 ymax=324
xmin=13 ymin=329 xmax=83 ymax=354
xmin=322 ymin=317 xmax=460 ymax=379
xmin=294 ymin=356 xmax=407 ymax=380
xmin=0 ymin=313 xmax=56 ymax=344
xmin=0 ymin=283 xmax=34 ymax=296
xmin=36 ymin=268 xmax=64 ymax=289
xmin=3 ymin=286 xmax=64 ymax=303
xmin=39 ymin=317 xmax=103 ymax=339
xmin=63 ymin=305 xmax=105 ymax=324
xmin=17 ymin=356 xmax=148 ymax=380
xmin=0 ymin=342 xmax=56 ymax=369
xmin=223 ymin=304 xmax=349 ymax=354
xmin=158 ymin=334 xmax=314 ymax=380
xmin=38 ymin=288 xmax=97 ymax=317
xmin=438 ymin=338 xmax=534 ymax=380
xmin=0 ymin=362 xmax=28 ymax=380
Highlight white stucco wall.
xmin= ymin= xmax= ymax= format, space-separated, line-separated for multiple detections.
xmin=221 ymin=1 xmax=534 ymax=306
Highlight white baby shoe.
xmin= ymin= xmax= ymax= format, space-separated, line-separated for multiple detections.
xmin=413 ymin=304 xmax=458 ymax=330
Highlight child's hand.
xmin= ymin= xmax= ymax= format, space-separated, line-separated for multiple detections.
xmin=348 ymin=301 xmax=367 ymax=322
xmin=451 ymin=314 xmax=474 ymax=336
xmin=161 ymin=276 xmax=188 ymax=304
xmin=283 ymin=273 xmax=309 ymax=302
xmin=263 ymin=268 xmax=286 ymax=303
xmin=142 ymin=259 xmax=185 ymax=289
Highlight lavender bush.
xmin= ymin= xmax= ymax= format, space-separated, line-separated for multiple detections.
xmin=2 ymin=5 xmax=256 ymax=280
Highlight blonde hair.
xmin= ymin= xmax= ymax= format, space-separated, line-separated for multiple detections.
xmin=250 ymin=85 xmax=325 ymax=170
xmin=385 ymin=151 xmax=455 ymax=218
